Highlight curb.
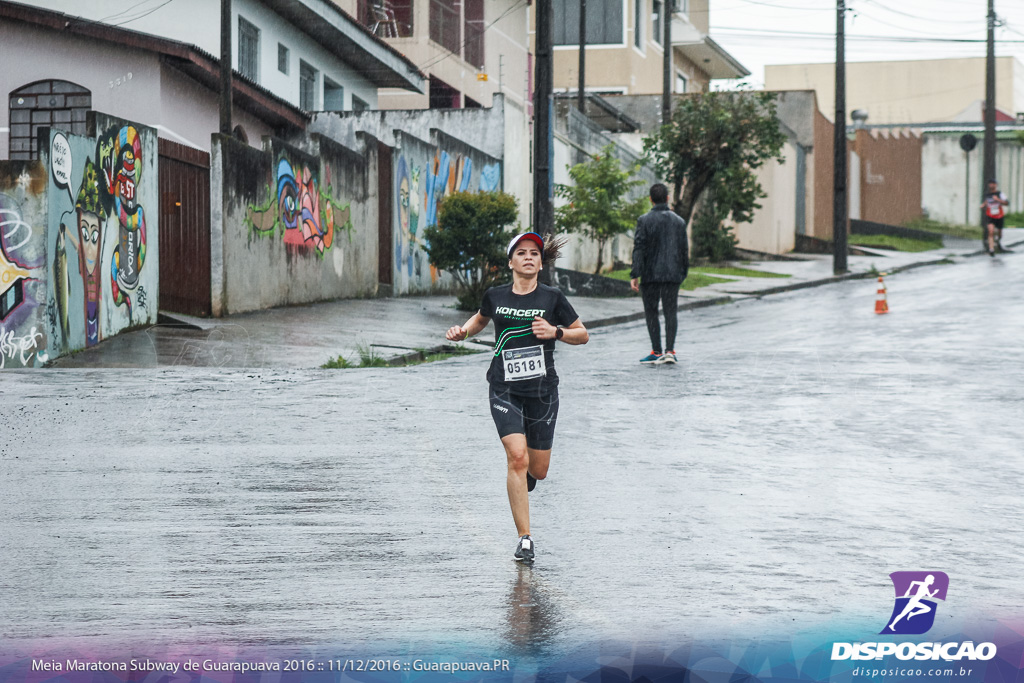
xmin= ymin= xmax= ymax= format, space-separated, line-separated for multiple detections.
xmin=584 ymin=295 xmax=734 ymax=330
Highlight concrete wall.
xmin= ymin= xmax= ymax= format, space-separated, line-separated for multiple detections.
xmin=0 ymin=162 xmax=48 ymax=368
xmin=308 ymin=95 xmax=529 ymax=227
xmin=731 ymin=138 xmax=797 ymax=255
xmin=211 ymin=132 xmax=376 ymax=315
xmin=922 ymin=131 xmax=1024 ymax=225
xmin=392 ymin=130 xmax=502 ymax=294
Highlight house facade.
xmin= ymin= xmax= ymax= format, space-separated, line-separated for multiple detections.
xmin=543 ymin=0 xmax=748 ymax=99
xmin=766 ymin=57 xmax=1024 ymax=125
xmin=331 ymin=0 xmax=531 ymax=113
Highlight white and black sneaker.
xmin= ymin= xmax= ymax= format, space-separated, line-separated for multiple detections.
xmin=514 ymin=535 xmax=535 ymax=563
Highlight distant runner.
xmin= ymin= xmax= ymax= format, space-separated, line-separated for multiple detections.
xmin=446 ymin=233 xmax=588 ymax=563
xmin=982 ymin=178 xmax=1009 ymax=256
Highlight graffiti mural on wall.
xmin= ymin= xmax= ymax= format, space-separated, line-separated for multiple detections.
xmin=47 ymin=121 xmax=157 ymax=358
xmin=99 ymin=125 xmax=147 ymax=324
xmin=51 ymin=125 xmax=147 ymax=350
xmin=245 ymin=157 xmax=353 ymax=255
xmin=55 ymin=158 xmax=106 ymax=347
xmin=394 ymin=138 xmax=502 ymax=294
xmin=0 ymin=164 xmax=48 ymax=368
xmin=395 ymin=155 xmax=423 ymax=287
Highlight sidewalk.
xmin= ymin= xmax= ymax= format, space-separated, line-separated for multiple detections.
xmin=48 ymin=228 xmax=1022 ymax=369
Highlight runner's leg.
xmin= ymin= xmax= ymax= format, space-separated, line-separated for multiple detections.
xmin=527 ymin=448 xmax=551 ymax=480
xmin=502 ymin=434 xmax=531 ymax=537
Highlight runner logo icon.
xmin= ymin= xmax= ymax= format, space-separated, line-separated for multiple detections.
xmin=880 ymin=571 xmax=949 ymax=635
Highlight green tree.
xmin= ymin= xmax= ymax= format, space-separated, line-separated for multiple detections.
xmin=422 ymin=190 xmax=519 ymax=311
xmin=555 ymin=144 xmax=650 ymax=274
xmin=643 ymin=91 xmax=786 ymax=259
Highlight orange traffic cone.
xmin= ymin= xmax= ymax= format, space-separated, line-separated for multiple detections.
xmin=874 ymin=274 xmax=889 ymax=314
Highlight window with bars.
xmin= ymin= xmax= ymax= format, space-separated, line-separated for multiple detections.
xmin=238 ymin=16 xmax=260 ymax=82
xmin=299 ymin=60 xmax=318 ymax=110
xmin=8 ymin=80 xmax=91 ymax=160
xmin=554 ymin=0 xmax=625 ymax=46
xmin=634 ymin=0 xmax=644 ymax=49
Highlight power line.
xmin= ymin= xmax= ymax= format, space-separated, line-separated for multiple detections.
xmin=715 ymin=26 xmax=1024 ymax=43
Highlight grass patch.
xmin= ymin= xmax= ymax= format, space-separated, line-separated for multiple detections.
xmin=692 ymin=266 xmax=790 ymax=279
xmin=849 ymin=233 xmax=943 ymax=252
xmin=903 ymin=217 xmax=983 ymax=240
xmin=606 ymin=268 xmax=732 ymax=290
xmin=322 ymin=343 xmax=388 ymax=369
xmin=1005 ymin=211 xmax=1024 ymax=227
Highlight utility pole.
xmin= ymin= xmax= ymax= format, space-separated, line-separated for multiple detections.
xmin=983 ymin=0 xmax=996 ymax=240
xmin=832 ymin=0 xmax=848 ymax=274
xmin=662 ymin=0 xmax=672 ymax=126
xmin=577 ymin=0 xmax=586 ymax=112
xmin=220 ymin=0 xmax=232 ymax=135
xmin=534 ymin=0 xmax=554 ymax=259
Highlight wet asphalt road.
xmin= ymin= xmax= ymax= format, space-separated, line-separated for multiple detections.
xmin=1 ymin=253 xmax=1022 ymax=662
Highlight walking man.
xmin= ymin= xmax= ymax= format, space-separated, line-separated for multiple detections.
xmin=630 ymin=183 xmax=689 ymax=365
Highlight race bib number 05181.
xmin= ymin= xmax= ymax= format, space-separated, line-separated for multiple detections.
xmin=502 ymin=345 xmax=546 ymax=382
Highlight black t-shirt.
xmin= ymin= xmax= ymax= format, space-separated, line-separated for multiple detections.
xmin=479 ymin=283 xmax=579 ymax=396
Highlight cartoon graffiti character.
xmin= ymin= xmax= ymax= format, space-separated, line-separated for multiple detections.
xmin=98 ymin=126 xmax=146 ymax=323
xmin=57 ymin=158 xmax=106 ymax=347
xmin=246 ymin=156 xmax=351 ymax=256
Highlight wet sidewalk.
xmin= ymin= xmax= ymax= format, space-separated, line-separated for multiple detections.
xmin=48 ymin=228 xmax=1022 ymax=369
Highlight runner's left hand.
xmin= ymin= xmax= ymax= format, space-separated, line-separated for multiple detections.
xmin=532 ymin=316 xmax=556 ymax=340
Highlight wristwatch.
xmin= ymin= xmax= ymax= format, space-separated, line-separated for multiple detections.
xmin=555 ymin=326 xmax=564 ymax=340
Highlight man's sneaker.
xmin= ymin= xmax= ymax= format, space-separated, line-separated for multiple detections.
xmin=527 ymin=472 xmax=537 ymax=492
xmin=657 ymin=350 xmax=677 ymax=364
xmin=640 ymin=351 xmax=662 ymax=364
xmin=514 ymin=535 xmax=535 ymax=562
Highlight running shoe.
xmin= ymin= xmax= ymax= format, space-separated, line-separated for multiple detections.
xmin=640 ymin=351 xmax=663 ymax=364
xmin=514 ymin=535 xmax=535 ymax=562
xmin=527 ymin=472 xmax=537 ymax=492
xmin=658 ymin=350 xmax=677 ymax=364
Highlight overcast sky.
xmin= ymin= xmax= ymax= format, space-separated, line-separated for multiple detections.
xmin=708 ymin=0 xmax=1024 ymax=88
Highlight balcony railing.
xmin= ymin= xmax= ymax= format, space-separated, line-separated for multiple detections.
xmin=356 ymin=0 xmax=413 ymax=38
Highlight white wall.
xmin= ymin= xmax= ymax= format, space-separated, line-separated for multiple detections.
xmin=18 ymin=0 xmax=378 ymax=112
xmin=922 ymin=133 xmax=1024 ymax=226
xmin=731 ymin=138 xmax=798 ymax=255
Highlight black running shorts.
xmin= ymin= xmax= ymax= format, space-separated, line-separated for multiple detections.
xmin=488 ymin=384 xmax=559 ymax=450
xmin=989 ymin=217 xmax=1005 ymax=229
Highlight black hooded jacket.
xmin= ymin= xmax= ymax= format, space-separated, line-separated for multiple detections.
xmin=629 ymin=203 xmax=689 ymax=284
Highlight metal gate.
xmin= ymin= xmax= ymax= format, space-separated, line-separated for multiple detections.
xmin=158 ymin=138 xmax=211 ymax=317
